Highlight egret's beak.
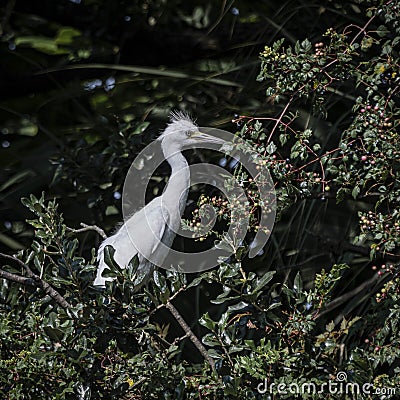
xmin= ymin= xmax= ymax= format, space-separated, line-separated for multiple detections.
xmin=192 ymin=130 xmax=225 ymax=146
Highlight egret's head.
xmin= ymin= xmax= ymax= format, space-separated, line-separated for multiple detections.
xmin=159 ymin=111 xmax=224 ymax=152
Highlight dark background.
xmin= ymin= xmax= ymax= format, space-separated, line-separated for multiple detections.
xmin=1 ymin=0 xmax=383 ymax=351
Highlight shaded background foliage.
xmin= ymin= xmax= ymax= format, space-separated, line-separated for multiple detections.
xmin=0 ymin=0 xmax=399 ymax=399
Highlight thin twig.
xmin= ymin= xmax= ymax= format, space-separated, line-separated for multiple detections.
xmin=165 ymin=301 xmax=215 ymax=372
xmin=0 ymin=253 xmax=71 ymax=309
xmin=67 ymin=223 xmax=107 ymax=239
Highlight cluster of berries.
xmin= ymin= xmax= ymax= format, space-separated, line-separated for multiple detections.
xmin=360 ymin=211 xmax=400 ymax=235
xmin=314 ymin=42 xmax=325 ymax=57
xmin=372 ymin=264 xmax=398 ymax=303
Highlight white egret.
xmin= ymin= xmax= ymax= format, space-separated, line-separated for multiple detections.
xmin=94 ymin=112 xmax=224 ymax=287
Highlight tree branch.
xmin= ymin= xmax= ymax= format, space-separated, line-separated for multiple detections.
xmin=67 ymin=223 xmax=107 ymax=240
xmin=0 ymin=269 xmax=35 ymax=286
xmin=0 ymin=253 xmax=71 ymax=309
xmin=165 ymin=301 xmax=215 ymax=372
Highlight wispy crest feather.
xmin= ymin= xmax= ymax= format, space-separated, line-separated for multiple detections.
xmin=157 ymin=110 xmax=197 ymax=140
xmin=169 ymin=110 xmax=196 ymax=125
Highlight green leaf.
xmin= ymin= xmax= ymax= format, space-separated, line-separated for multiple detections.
xmin=313 ymin=143 xmax=321 ymax=151
xmin=207 ymin=349 xmax=223 ymax=359
xmin=294 ymin=272 xmax=303 ymax=292
xmin=153 ymin=270 xmax=167 ymax=293
xmin=100 ymin=268 xmax=117 ymax=279
xmin=326 ymin=321 xmax=335 ymax=332
xmin=15 ymin=36 xmax=68 ymax=55
xmin=186 ymin=276 xmax=203 ymax=289
xmin=210 ymin=295 xmax=240 ymax=304
xmin=103 ymin=245 xmax=123 ymax=273
xmin=376 ymin=25 xmax=389 ymax=38
xmin=301 ymin=38 xmax=312 ymax=52
xmin=352 ymin=185 xmax=360 ymax=199
xmin=279 ymin=133 xmax=289 ymax=146
xmin=132 ymin=122 xmax=150 ymax=135
xmin=227 ymin=301 xmax=250 ymax=314
xmin=44 ymin=326 xmax=64 ymax=341
xmin=266 ymin=141 xmax=277 ymax=154
xmin=19 ymin=120 xmax=38 ymax=136
xmin=202 ymin=334 xmax=220 ymax=347
xmin=54 ymin=27 xmax=81 ymax=45
xmin=0 ymin=170 xmax=36 ymax=192
xmin=228 ymin=345 xmax=244 ymax=354
xmin=199 ymin=312 xmax=216 ymax=331
xmin=254 ymin=271 xmax=275 ymax=293
xmin=105 ymin=205 xmax=119 ymax=216
xmin=66 ymin=238 xmax=79 ymax=259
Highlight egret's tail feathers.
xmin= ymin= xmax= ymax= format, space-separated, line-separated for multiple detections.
xmin=94 ymin=233 xmax=154 ymax=289
xmin=93 ymin=237 xmax=116 ymax=287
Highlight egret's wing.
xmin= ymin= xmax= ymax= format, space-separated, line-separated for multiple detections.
xmin=94 ymin=197 xmax=173 ymax=287
xmin=124 ymin=197 xmax=171 ymax=259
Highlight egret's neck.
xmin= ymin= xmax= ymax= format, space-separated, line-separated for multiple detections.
xmin=162 ymin=146 xmax=190 ymax=214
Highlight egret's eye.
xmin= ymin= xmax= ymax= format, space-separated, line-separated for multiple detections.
xmin=186 ymin=131 xmax=193 ymax=137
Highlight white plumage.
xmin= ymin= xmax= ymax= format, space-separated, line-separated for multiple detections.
xmin=94 ymin=112 xmax=223 ymax=287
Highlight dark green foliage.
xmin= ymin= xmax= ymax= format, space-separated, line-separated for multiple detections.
xmin=1 ymin=0 xmax=399 ymax=399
